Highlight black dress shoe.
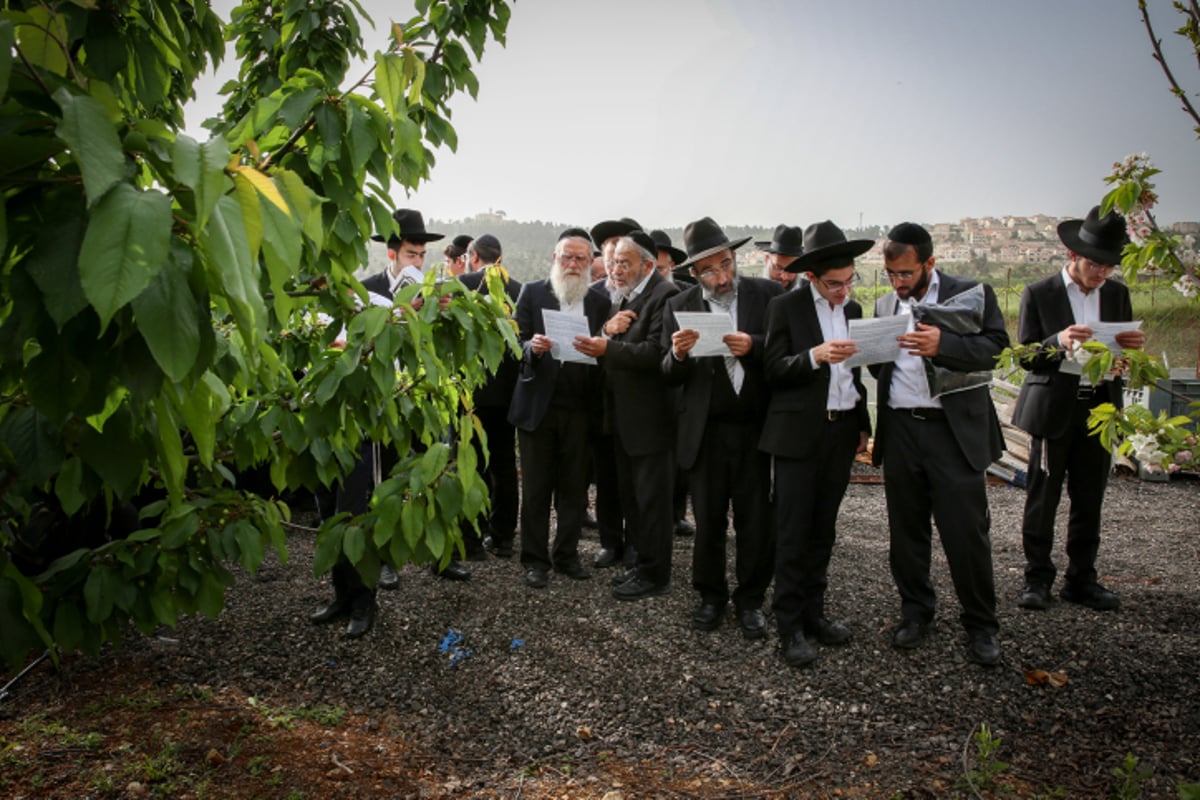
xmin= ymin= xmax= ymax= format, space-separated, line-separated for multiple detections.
xmin=344 ymin=601 xmax=376 ymax=638
xmin=524 ymin=567 xmax=549 ymax=589
xmin=610 ymin=566 xmax=638 ymax=587
xmin=810 ymin=617 xmax=852 ymax=646
xmin=434 ymin=561 xmax=472 ymax=581
xmin=782 ymin=631 xmax=818 ymax=668
xmin=966 ymin=632 xmax=1001 ymax=666
xmin=690 ymin=602 xmax=725 ymax=631
xmin=673 ymin=519 xmax=695 ymax=537
xmin=738 ymin=608 xmax=768 ymax=640
xmin=892 ymin=619 xmax=931 ymax=649
xmin=1018 ymin=582 xmax=1051 ymax=610
xmin=593 ymin=548 xmax=620 ymax=569
xmin=310 ymin=598 xmax=349 ymax=624
xmin=612 ymin=576 xmax=670 ymax=601
xmin=378 ymin=564 xmax=400 ymax=591
xmin=1060 ymin=582 xmax=1120 ymax=611
xmin=554 ymin=561 xmax=591 ymax=580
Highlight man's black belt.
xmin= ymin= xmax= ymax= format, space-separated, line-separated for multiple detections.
xmin=824 ymin=409 xmax=855 ymax=421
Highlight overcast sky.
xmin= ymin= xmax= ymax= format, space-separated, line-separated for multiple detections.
xmin=192 ymin=0 xmax=1200 ymax=230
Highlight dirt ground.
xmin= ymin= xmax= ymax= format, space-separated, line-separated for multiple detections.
xmin=1 ymin=469 xmax=1198 ymax=799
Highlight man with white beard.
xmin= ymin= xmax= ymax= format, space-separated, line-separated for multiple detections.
xmin=508 ymin=229 xmax=613 ymax=588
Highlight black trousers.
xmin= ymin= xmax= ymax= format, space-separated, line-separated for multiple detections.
xmin=881 ymin=408 xmax=998 ymax=636
xmin=518 ymin=406 xmax=590 ymax=571
xmin=1021 ymin=397 xmax=1112 ymax=589
xmin=771 ymin=414 xmax=859 ymax=637
xmin=613 ymin=431 xmax=675 ymax=586
xmin=689 ymin=421 xmax=773 ymax=612
xmin=474 ymin=405 xmax=519 ymax=543
xmin=589 ymin=428 xmax=627 ymax=556
xmin=326 ymin=442 xmax=377 ymax=611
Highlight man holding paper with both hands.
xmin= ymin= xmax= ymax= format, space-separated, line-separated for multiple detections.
xmin=1012 ymin=206 xmax=1145 ymax=614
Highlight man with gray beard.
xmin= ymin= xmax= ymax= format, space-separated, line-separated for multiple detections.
xmin=662 ymin=217 xmax=783 ymax=638
xmin=577 ymin=231 xmax=680 ymax=600
xmin=508 ymin=229 xmax=613 ymax=588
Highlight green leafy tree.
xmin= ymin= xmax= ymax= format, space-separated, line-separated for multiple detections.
xmin=0 ymin=0 xmax=516 ymax=671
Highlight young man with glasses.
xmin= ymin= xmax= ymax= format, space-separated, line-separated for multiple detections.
xmin=661 ymin=217 xmax=783 ymax=639
xmin=871 ymin=222 xmax=1009 ymax=667
xmin=759 ymin=221 xmax=872 ymax=666
xmin=1011 ymin=206 xmax=1146 ymax=613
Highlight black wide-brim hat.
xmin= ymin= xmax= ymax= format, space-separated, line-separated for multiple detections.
xmin=755 ymin=224 xmax=805 ymax=257
xmin=674 ymin=217 xmax=752 ymax=271
xmin=1057 ymin=205 xmax=1129 ymax=266
xmin=649 ymin=229 xmax=687 ymax=266
xmin=590 ymin=217 xmax=642 ymax=248
xmin=785 ymin=220 xmax=874 ymax=273
xmin=371 ymin=208 xmax=445 ymax=245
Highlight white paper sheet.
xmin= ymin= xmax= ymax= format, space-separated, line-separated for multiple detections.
xmin=843 ymin=315 xmax=909 ymax=368
xmin=542 ymin=309 xmax=596 ymax=364
xmin=673 ymin=311 xmax=735 ymax=357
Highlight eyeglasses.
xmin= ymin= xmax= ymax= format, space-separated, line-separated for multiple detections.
xmin=695 ymin=259 xmax=735 ymax=281
xmin=611 ymin=258 xmax=643 ymax=272
xmin=1081 ymin=259 xmax=1117 ymax=274
xmin=817 ymin=272 xmax=861 ymax=292
xmin=885 ymin=268 xmax=919 ymax=282
xmin=557 ymin=253 xmax=591 ymax=265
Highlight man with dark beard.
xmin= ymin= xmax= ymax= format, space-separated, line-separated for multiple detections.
xmin=662 ymin=217 xmax=782 ymax=638
xmin=509 ymin=230 xmax=612 ymax=587
xmin=577 ymin=231 xmax=680 ymax=600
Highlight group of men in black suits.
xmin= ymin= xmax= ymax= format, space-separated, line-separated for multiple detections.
xmin=315 ymin=205 xmax=1146 ymax=673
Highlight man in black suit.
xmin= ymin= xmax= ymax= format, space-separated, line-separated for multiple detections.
xmin=759 ymin=221 xmax=872 ymax=667
xmin=311 ymin=208 xmax=445 ymax=635
xmin=361 ymin=208 xmax=444 ymax=303
xmin=1012 ymin=206 xmax=1146 ymax=612
xmin=509 ymin=229 xmax=611 ymax=588
xmin=871 ymin=222 xmax=1009 ymax=667
xmin=585 ymin=218 xmax=642 ymax=568
xmin=756 ymin=224 xmax=805 ymax=291
xmin=458 ymin=234 xmax=522 ymax=565
xmin=662 ymin=217 xmax=781 ymax=638
xmin=577 ymin=231 xmax=680 ymax=600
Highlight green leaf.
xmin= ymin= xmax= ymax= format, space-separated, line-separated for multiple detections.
xmin=54 ymin=456 xmax=87 ymax=514
xmin=312 ymin=526 xmax=345 ymax=576
xmin=54 ymin=88 xmax=125 ymax=203
xmin=420 ymin=442 xmax=451 ymax=485
xmin=19 ymin=5 xmax=69 ymax=76
xmin=132 ymin=248 xmax=201 ymax=381
xmin=83 ymin=565 xmax=117 ymax=623
xmin=374 ymin=52 xmax=407 ymax=119
xmin=196 ymin=571 xmax=226 ymax=619
xmin=0 ymin=406 xmax=63 ymax=484
xmin=153 ymin=395 xmax=187 ymax=504
xmin=201 ymin=194 xmax=264 ymax=339
xmin=173 ymin=134 xmax=230 ymax=229
xmin=24 ymin=205 xmax=88 ymax=328
xmin=343 ymin=525 xmax=366 ymax=564
xmin=259 ymin=184 xmax=302 ymax=320
xmin=80 ymin=183 xmax=172 ymax=331
xmin=52 ymin=601 xmax=84 ymax=651
xmin=175 ymin=372 xmax=230 ymax=468
xmin=232 ymin=519 xmax=266 ymax=573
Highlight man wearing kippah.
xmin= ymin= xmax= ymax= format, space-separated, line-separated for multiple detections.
xmin=509 ymin=229 xmax=612 ymax=588
xmin=870 ymin=222 xmax=1009 ymax=667
xmin=1012 ymin=206 xmax=1146 ymax=613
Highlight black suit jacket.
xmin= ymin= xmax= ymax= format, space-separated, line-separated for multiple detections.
xmin=870 ymin=272 xmax=1009 ymax=472
xmin=361 ymin=270 xmax=393 ymax=299
xmin=459 ymin=269 xmax=523 ymax=409
xmin=758 ymin=284 xmax=871 ymax=460
xmin=661 ymin=278 xmax=781 ymax=469
xmin=508 ymin=280 xmax=611 ymax=432
xmin=1010 ymin=274 xmax=1133 ymax=439
xmin=602 ymin=270 xmax=679 ymax=456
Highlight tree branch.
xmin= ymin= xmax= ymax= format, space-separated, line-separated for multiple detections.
xmin=1140 ymin=0 xmax=1200 ymax=130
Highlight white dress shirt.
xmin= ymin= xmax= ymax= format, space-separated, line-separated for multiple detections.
xmin=808 ymin=291 xmax=858 ymax=411
xmin=888 ymin=269 xmax=942 ymax=409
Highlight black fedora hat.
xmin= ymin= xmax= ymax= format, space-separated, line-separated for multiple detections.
xmin=590 ymin=217 xmax=642 ymax=248
xmin=755 ymin=224 xmax=805 ymax=257
xmin=1057 ymin=205 xmax=1129 ymax=266
xmin=786 ymin=221 xmax=874 ymax=273
xmin=649 ymin=229 xmax=687 ymax=266
xmin=674 ymin=217 xmax=752 ymax=270
xmin=372 ymin=208 xmax=444 ymax=245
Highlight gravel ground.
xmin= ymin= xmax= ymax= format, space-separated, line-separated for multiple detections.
xmin=14 ymin=469 xmax=1200 ymax=798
